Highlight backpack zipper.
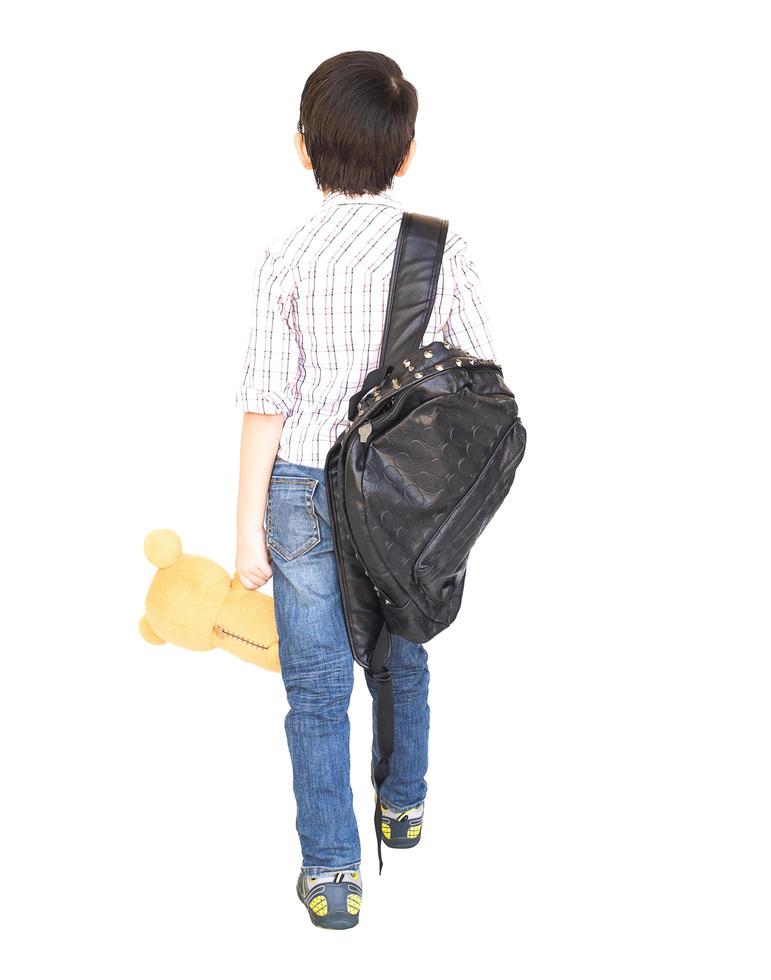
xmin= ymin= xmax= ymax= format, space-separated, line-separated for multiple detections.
xmin=349 ymin=350 xmax=502 ymax=444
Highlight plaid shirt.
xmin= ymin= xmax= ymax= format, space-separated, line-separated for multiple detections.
xmin=235 ymin=188 xmax=499 ymax=468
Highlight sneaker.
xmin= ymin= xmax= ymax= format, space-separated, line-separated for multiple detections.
xmin=295 ymin=868 xmax=362 ymax=929
xmin=377 ymin=794 xmax=425 ymax=848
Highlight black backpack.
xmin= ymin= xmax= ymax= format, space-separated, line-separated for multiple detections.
xmin=324 ymin=212 xmax=527 ymax=872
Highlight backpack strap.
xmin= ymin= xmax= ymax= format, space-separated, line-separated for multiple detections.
xmin=365 ymin=212 xmax=447 ymax=874
xmin=369 ymin=620 xmax=394 ymax=875
xmin=347 ymin=211 xmax=448 ymax=420
xmin=379 ymin=211 xmax=449 ymax=370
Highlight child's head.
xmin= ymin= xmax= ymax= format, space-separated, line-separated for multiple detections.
xmin=295 ymin=51 xmax=417 ymax=196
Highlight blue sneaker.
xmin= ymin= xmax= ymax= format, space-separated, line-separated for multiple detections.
xmin=377 ymin=794 xmax=425 ymax=848
xmin=296 ymin=868 xmax=362 ymax=929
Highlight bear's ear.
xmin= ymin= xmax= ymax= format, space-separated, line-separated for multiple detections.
xmin=138 ymin=615 xmax=166 ymax=645
xmin=144 ymin=529 xmax=182 ymax=568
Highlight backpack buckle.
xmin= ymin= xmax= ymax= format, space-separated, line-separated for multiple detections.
xmin=348 ymin=364 xmax=394 ymax=419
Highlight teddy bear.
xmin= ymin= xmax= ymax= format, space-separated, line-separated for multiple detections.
xmin=138 ymin=529 xmax=280 ymax=672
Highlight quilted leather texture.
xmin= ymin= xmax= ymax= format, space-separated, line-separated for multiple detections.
xmin=324 ymin=213 xmax=526 ymax=673
xmin=413 ymin=411 xmax=526 ymax=605
xmin=325 ymin=338 xmax=527 ymax=669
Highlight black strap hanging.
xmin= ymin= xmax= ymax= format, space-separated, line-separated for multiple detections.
xmin=368 ymin=622 xmax=394 ymax=875
xmin=363 ymin=211 xmax=448 ymax=874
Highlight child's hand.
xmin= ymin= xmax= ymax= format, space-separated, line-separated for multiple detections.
xmin=236 ymin=527 xmax=273 ymax=589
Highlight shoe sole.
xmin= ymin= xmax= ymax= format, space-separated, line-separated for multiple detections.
xmin=308 ymin=909 xmax=359 ymax=929
xmin=296 ymin=883 xmax=360 ymax=930
xmin=383 ymin=835 xmax=421 ymax=849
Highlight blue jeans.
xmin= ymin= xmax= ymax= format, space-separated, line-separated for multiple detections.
xmin=266 ymin=456 xmax=430 ymax=875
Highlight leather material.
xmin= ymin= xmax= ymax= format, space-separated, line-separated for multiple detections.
xmin=323 ymin=212 xmax=526 ymax=873
xmin=328 ymin=337 xmax=526 ymax=666
xmin=378 ymin=212 xmax=449 ymax=371
xmin=325 ymin=212 xmax=527 ymax=670
xmin=347 ymin=213 xmax=448 ymax=421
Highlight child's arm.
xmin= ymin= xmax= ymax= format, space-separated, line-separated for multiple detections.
xmin=443 ymin=239 xmax=499 ymax=363
xmin=234 ymin=244 xmax=300 ymax=589
xmin=235 ymin=412 xmax=283 ymax=589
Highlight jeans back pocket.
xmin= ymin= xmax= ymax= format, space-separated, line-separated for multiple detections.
xmin=266 ymin=476 xmax=321 ymax=561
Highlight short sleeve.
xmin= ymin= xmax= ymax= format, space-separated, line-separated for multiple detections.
xmin=235 ymin=246 xmax=301 ymax=415
xmin=443 ymin=239 xmax=499 ymax=363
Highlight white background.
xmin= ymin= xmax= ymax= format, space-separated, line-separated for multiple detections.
xmin=1 ymin=1 xmax=769 ymax=976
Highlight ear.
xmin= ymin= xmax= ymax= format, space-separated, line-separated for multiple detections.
xmin=294 ymin=132 xmax=314 ymax=171
xmin=395 ymin=138 xmax=417 ymax=177
xmin=144 ymin=529 xmax=182 ymax=569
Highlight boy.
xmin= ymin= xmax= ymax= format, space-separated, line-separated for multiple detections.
xmin=234 ymin=51 xmax=498 ymax=929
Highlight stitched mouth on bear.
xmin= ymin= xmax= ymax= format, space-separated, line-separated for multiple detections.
xmin=214 ymin=624 xmax=270 ymax=650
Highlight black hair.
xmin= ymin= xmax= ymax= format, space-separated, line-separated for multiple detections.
xmin=297 ymin=51 xmax=417 ymax=196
